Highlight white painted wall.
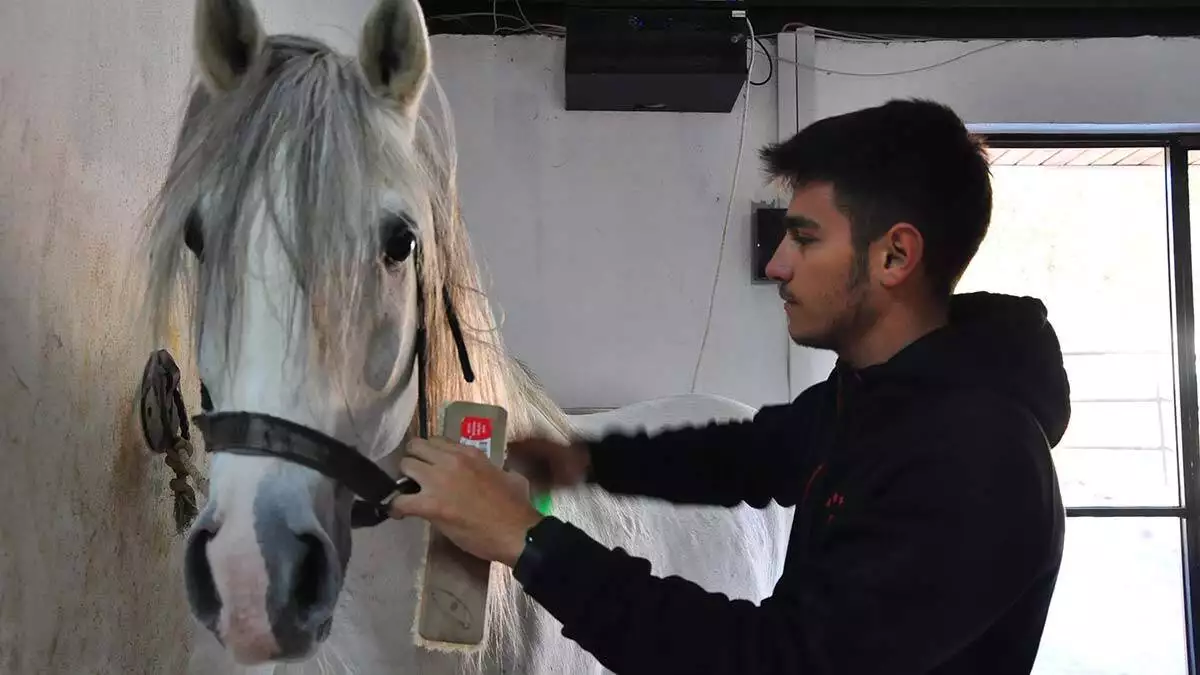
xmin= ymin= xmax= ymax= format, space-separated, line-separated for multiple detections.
xmin=433 ymin=35 xmax=789 ymax=411
xmin=426 ymin=33 xmax=1200 ymax=410
xmin=0 ymin=0 xmax=200 ymax=672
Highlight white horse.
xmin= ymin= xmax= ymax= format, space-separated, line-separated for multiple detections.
xmin=141 ymin=0 xmax=793 ymax=671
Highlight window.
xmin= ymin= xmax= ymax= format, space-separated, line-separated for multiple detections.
xmin=959 ymin=138 xmax=1200 ymax=674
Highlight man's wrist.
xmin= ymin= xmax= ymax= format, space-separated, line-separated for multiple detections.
xmin=512 ymin=515 xmax=567 ymax=587
xmin=499 ymin=509 xmax=545 ymax=568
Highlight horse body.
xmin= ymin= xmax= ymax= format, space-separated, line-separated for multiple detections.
xmin=147 ymin=0 xmax=791 ymax=671
xmin=186 ymin=394 xmax=794 ymax=674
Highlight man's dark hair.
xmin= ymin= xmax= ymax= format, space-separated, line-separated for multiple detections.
xmin=759 ymin=98 xmax=992 ymax=299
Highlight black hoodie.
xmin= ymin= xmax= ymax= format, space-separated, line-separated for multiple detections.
xmin=513 ymin=292 xmax=1070 ymax=675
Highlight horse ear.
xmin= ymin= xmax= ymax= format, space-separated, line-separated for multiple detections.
xmin=194 ymin=0 xmax=265 ymax=93
xmin=358 ymin=0 xmax=430 ymax=117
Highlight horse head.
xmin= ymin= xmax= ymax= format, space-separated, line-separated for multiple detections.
xmin=143 ymin=0 xmax=452 ymax=663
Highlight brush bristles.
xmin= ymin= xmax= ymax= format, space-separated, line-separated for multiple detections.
xmin=410 ymin=522 xmax=489 ymax=654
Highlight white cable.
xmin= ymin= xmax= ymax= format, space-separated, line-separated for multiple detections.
xmin=776 ymin=41 xmax=1010 ymax=78
xmin=689 ymin=14 xmax=755 ymax=393
xmin=773 ymin=22 xmax=1014 ymax=77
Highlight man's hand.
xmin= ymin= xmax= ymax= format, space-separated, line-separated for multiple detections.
xmin=389 ymin=437 xmax=544 ymax=567
xmin=506 ymin=436 xmax=593 ymax=493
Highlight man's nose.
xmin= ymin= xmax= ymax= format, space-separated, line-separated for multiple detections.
xmin=764 ymin=243 xmax=790 ymax=282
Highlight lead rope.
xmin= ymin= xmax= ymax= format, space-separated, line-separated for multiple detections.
xmin=139 ymin=349 xmax=210 ymax=534
xmin=167 ymin=383 xmax=208 ymax=530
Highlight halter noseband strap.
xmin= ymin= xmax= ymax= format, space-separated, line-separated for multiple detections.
xmin=193 ymin=279 xmax=475 ymax=529
xmin=192 ymin=411 xmax=401 ymax=504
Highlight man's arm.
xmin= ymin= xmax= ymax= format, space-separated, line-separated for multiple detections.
xmin=516 ymin=412 xmax=1062 ymax=675
xmin=582 ymin=387 xmax=827 ymax=509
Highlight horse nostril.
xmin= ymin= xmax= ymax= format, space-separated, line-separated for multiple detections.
xmin=292 ymin=534 xmax=329 ymax=622
xmin=259 ymin=526 xmax=341 ymax=656
xmin=184 ymin=528 xmax=222 ymax=629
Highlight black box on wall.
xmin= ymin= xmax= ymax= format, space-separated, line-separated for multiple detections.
xmin=564 ymin=6 xmax=749 ymax=113
xmin=753 ymin=206 xmax=787 ymax=284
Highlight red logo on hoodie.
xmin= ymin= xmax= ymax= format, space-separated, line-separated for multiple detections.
xmin=825 ymin=491 xmax=846 ymax=524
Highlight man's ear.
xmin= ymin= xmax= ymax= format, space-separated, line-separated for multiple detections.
xmin=875 ymin=222 xmax=924 ymax=289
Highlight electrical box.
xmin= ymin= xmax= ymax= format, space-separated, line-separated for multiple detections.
xmin=752 ymin=206 xmax=788 ymax=284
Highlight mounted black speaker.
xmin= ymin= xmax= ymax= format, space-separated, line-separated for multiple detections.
xmin=564 ymin=5 xmax=749 ymax=113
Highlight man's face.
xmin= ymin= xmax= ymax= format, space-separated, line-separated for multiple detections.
xmin=765 ymin=182 xmax=878 ymax=351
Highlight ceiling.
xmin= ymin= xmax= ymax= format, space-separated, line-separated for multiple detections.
xmin=422 ymin=1 xmax=1200 ymax=40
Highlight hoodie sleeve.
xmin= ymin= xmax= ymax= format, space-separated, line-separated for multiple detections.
xmin=515 ymin=408 xmax=1060 ymax=675
xmin=582 ymin=396 xmax=816 ymax=509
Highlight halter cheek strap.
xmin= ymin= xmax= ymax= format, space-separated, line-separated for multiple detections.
xmin=349 ymin=281 xmax=474 ymax=527
xmin=412 ymin=248 xmax=476 ymax=440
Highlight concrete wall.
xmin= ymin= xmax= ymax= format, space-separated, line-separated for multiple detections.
xmin=0 ymin=0 xmax=200 ymax=672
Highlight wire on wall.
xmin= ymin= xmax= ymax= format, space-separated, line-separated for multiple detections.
xmin=425 ymin=9 xmax=1013 ymax=78
xmin=774 ymin=21 xmax=1016 ymax=77
xmin=749 ymin=35 xmax=773 ymax=86
xmin=688 ymin=13 xmax=756 ymax=394
xmin=426 ymin=7 xmax=1018 ymax=79
xmin=428 ymin=0 xmax=566 ymax=37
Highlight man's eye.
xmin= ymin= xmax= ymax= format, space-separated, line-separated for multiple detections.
xmin=789 ymin=231 xmax=815 ymax=245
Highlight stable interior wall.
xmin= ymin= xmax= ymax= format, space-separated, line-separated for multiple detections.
xmin=422 ymin=31 xmax=1200 ymax=411
xmin=431 ymin=35 xmax=787 ymax=411
xmin=0 ymin=0 xmax=201 ymax=672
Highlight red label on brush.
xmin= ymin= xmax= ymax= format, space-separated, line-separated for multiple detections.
xmin=461 ymin=417 xmax=492 ymax=440
xmin=460 ymin=416 xmax=493 ymax=454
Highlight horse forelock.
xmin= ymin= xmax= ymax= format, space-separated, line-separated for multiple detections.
xmin=142 ymin=34 xmax=430 ymax=382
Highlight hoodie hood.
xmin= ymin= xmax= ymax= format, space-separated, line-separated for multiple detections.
xmin=855 ymin=292 xmax=1072 ymax=447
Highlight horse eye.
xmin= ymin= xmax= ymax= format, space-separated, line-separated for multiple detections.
xmin=382 ymin=215 xmax=416 ymax=267
xmin=184 ymin=209 xmax=204 ymax=260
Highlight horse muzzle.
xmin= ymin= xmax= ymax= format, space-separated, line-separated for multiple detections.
xmin=183 ymin=479 xmax=342 ymax=664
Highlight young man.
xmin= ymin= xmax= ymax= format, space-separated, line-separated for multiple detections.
xmin=392 ymin=98 xmax=1070 ymax=674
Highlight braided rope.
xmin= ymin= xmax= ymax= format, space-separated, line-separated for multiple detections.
xmin=164 ymin=438 xmax=208 ymax=534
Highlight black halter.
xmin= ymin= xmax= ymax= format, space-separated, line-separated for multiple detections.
xmin=188 ymin=272 xmax=476 ymax=529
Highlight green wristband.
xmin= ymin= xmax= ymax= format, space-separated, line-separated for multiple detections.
xmin=531 ymin=491 xmax=553 ymax=516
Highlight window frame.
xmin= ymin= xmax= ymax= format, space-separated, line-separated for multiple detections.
xmin=981 ymin=132 xmax=1200 ymax=674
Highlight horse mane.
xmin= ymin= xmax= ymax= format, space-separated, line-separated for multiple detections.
xmin=410 ymin=72 xmax=573 ymax=445
xmin=409 ymin=62 xmax=576 ymax=673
